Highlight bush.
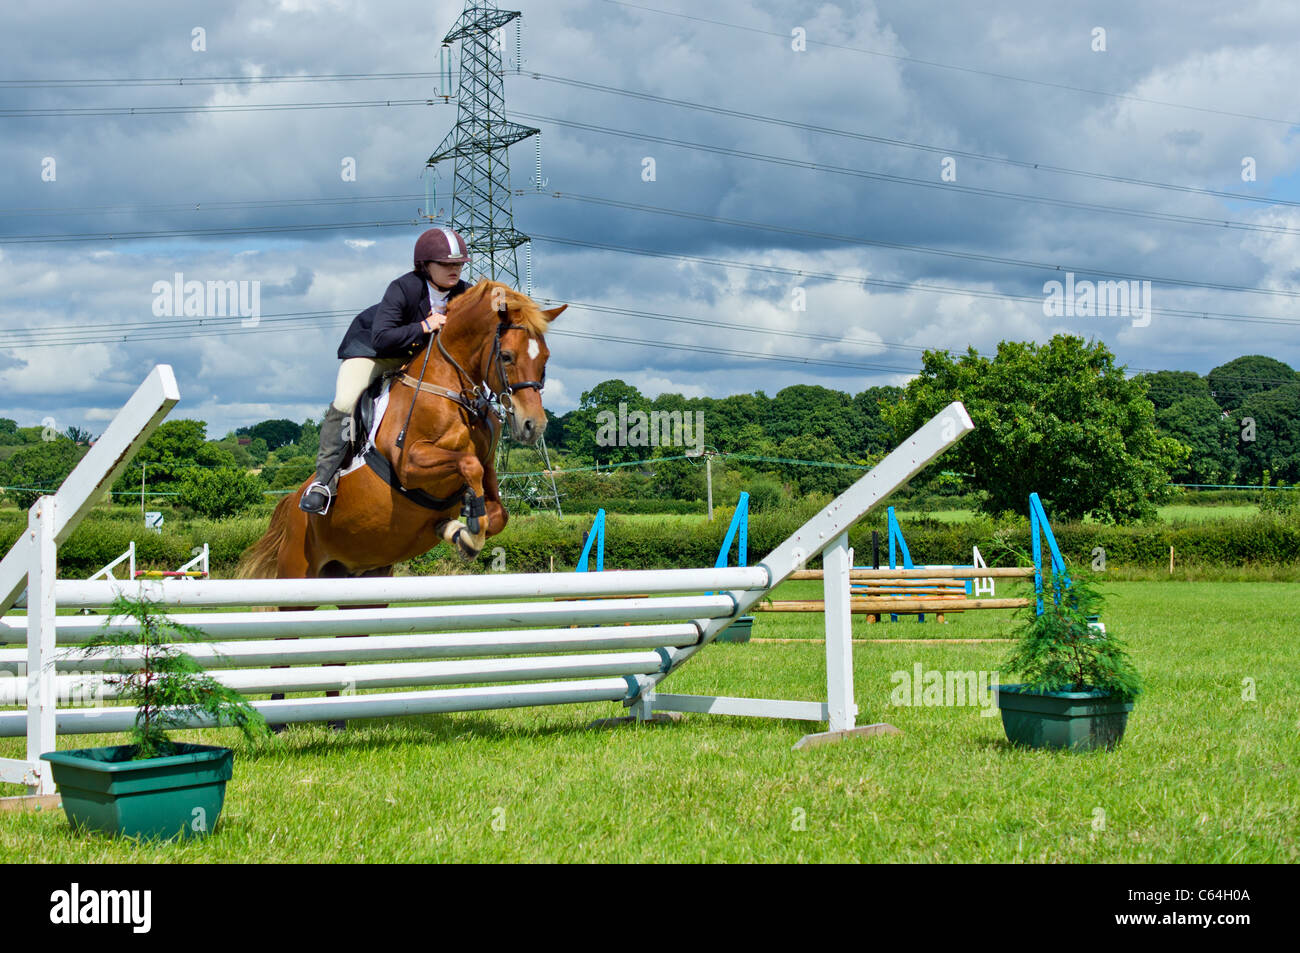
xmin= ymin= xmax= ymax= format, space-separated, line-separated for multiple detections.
xmin=744 ymin=477 xmax=786 ymax=514
xmin=266 ymin=456 xmax=315 ymax=490
xmin=557 ymin=498 xmax=703 ymax=515
xmin=177 ymin=467 xmax=265 ymax=519
xmin=0 ymin=438 xmax=86 ymax=509
xmin=1259 ymin=486 xmax=1300 ymax=515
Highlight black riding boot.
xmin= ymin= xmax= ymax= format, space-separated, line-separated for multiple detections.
xmin=299 ymin=405 xmax=351 ymax=515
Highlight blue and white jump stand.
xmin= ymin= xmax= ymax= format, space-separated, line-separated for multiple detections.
xmin=576 ymin=508 xmax=605 ymax=573
xmin=1029 ymin=491 xmax=1068 ymax=615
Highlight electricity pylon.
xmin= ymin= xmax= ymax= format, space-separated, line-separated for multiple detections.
xmin=426 ymin=2 xmax=538 ymax=289
xmin=426 ymin=3 xmax=560 ymax=513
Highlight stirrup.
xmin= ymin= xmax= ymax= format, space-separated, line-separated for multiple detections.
xmin=300 ymin=481 xmax=334 ymax=515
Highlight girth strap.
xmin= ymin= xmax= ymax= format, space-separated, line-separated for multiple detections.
xmin=364 ymin=448 xmax=467 ymax=511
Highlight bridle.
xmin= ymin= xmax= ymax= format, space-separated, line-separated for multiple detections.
xmin=394 ymin=303 xmax=544 ymax=449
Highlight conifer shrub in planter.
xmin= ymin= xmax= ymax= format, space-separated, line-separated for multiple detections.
xmin=714 ymin=615 xmax=754 ymax=642
xmin=41 ymin=596 xmax=269 ymax=840
xmin=997 ymin=575 xmax=1143 ymax=752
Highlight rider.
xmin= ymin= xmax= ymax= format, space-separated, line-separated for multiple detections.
xmin=299 ymin=227 xmax=474 ymax=514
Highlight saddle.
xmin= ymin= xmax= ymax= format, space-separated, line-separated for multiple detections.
xmin=348 ymin=375 xmax=387 ymax=463
xmin=342 ymin=373 xmax=487 ymax=522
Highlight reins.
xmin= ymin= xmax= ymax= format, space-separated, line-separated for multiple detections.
xmin=395 ymin=302 xmax=544 ymax=447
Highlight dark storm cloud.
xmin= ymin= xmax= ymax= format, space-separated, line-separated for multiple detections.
xmin=1 ymin=0 xmax=1297 ymax=436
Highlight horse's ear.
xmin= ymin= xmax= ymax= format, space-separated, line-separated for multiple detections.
xmin=542 ymin=304 xmax=566 ymax=323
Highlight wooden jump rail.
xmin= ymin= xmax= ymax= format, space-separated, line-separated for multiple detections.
xmin=788 ymin=568 xmax=1035 ymax=580
xmin=760 ymin=598 xmax=1031 ymax=613
xmin=768 ymin=567 xmax=1037 ymax=621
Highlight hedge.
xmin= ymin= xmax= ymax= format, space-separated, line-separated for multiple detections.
xmin=2 ymin=507 xmax=1297 ymax=578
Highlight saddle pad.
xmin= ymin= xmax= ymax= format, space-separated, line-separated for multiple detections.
xmin=337 ymin=376 xmax=393 ymax=480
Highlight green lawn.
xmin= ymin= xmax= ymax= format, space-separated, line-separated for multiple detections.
xmin=2 ymin=580 xmax=1296 ymax=862
xmin=1156 ymin=504 xmax=1260 ymax=523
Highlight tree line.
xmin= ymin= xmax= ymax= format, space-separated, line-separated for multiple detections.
xmin=2 ymin=338 xmax=1296 ymax=523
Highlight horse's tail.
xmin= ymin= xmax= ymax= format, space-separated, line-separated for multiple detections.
xmin=235 ymin=491 xmax=297 ymax=579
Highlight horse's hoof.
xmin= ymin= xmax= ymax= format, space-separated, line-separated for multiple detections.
xmin=452 ymin=528 xmax=483 ymax=560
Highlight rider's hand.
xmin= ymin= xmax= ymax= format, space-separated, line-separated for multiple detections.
xmin=421 ymin=312 xmax=447 ymax=334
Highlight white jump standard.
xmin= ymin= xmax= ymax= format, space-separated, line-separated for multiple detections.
xmin=0 ymin=365 xmax=975 ymax=796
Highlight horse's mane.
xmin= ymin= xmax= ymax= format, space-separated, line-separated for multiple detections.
xmin=448 ymin=279 xmax=551 ymax=336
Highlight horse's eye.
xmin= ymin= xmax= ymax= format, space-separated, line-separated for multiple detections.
xmin=502 ymin=352 xmax=514 ymax=364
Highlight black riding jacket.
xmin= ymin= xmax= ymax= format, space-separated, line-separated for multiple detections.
xmin=337 ymin=271 xmax=472 ymax=360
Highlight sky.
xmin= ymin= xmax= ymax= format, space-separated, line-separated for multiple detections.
xmin=2 ymin=0 xmax=1298 ymax=440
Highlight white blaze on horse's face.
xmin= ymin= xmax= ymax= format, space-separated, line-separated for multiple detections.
xmin=527 ymin=339 xmax=540 ymax=361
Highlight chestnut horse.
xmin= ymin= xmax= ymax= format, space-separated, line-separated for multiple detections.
xmin=236 ymin=280 xmax=563 ymax=583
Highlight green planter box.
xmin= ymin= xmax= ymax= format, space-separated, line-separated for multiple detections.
xmin=41 ymin=743 xmax=234 ymax=841
xmin=995 ymin=684 xmax=1134 ymax=752
xmin=715 ymin=615 xmax=754 ymax=643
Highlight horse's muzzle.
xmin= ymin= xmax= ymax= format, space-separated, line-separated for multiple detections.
xmin=510 ymin=413 xmax=543 ymax=446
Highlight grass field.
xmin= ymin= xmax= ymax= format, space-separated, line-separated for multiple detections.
xmin=2 ymin=578 xmax=1296 ymax=863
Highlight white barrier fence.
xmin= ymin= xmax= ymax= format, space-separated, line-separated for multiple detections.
xmin=0 ymin=364 xmax=973 ymax=794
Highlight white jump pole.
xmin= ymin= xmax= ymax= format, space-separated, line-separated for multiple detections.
xmin=34 ymin=565 xmax=771 ymax=609
xmin=0 ymin=651 xmax=677 ymax=711
xmin=0 ymin=624 xmax=704 ymax=673
xmin=0 ymin=596 xmax=738 ymax=645
xmin=0 ymin=680 xmax=640 ymax=737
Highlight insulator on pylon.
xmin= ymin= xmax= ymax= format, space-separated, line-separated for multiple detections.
xmin=439 ymin=44 xmax=453 ymax=100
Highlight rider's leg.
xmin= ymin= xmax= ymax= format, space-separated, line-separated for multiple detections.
xmin=299 ymin=358 xmax=377 ymax=514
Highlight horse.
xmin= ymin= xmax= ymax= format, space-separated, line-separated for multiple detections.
xmin=236 ymin=280 xmax=564 ymax=583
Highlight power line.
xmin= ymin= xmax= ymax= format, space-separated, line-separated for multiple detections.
xmin=509 ymin=110 xmax=1300 ymax=237
xmin=0 ymin=308 xmax=357 ymax=347
xmin=4 ymin=189 xmax=1294 ymax=300
xmin=522 ymin=71 xmax=1300 ymax=209
xmin=545 ymin=300 xmax=931 ymax=353
xmin=7 ymin=107 xmax=1295 ymax=243
xmin=7 ymin=11 xmax=1295 ymax=130
xmin=0 ymin=217 xmax=419 ymax=244
xmin=598 ymin=0 xmax=1300 ymax=128
xmin=551 ymin=328 xmax=914 ymax=372
xmin=543 ymin=191 xmax=1300 ymax=300
xmin=1 ymin=226 xmax=1296 ymax=354
xmin=0 ymin=301 xmax=921 ymax=374
xmin=0 ymin=193 xmax=429 ymax=218
xmin=0 ymin=71 xmax=443 ymax=89
xmin=0 ymin=98 xmax=443 ymax=118
xmin=3 ymin=64 xmax=1291 ymax=208
xmin=528 ymin=233 xmax=1300 ymax=328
